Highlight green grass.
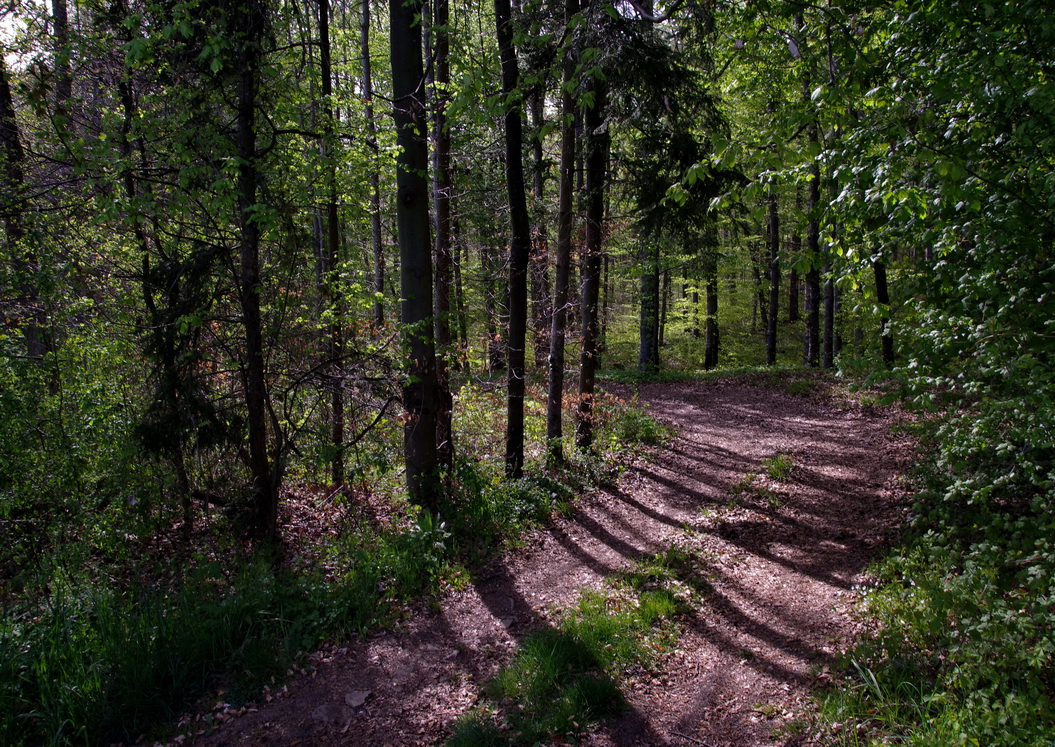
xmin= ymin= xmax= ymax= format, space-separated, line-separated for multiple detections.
xmin=448 ymin=547 xmax=703 ymax=746
xmin=762 ymin=453 xmax=794 ymax=481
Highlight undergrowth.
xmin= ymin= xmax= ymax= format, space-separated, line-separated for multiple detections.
xmin=0 ymin=384 xmax=672 ymax=745
xmin=817 ymin=402 xmax=1055 ymax=745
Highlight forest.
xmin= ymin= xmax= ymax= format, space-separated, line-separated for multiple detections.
xmin=0 ymin=0 xmax=1052 ymax=743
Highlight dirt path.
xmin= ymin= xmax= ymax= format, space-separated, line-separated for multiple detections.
xmin=189 ymin=380 xmax=912 ymax=746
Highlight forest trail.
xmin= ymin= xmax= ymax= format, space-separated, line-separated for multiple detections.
xmin=190 ymin=379 xmax=913 ymax=747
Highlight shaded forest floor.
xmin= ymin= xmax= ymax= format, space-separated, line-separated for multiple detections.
xmin=181 ymin=377 xmax=914 ymax=747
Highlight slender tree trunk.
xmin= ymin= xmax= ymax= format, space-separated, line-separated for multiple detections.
xmin=704 ymin=272 xmax=719 ymax=368
xmin=529 ymin=90 xmax=551 ymax=369
xmin=659 ymin=268 xmax=670 ymax=347
xmin=788 ymin=189 xmax=801 ymax=322
xmin=235 ymin=0 xmax=278 ymax=540
xmin=390 ymin=0 xmax=439 ymax=511
xmin=575 ymin=78 xmax=607 ymax=451
xmin=823 ymin=255 xmax=835 ymax=369
xmin=638 ymin=241 xmax=660 ymax=371
xmin=362 ymin=0 xmax=385 ymax=330
xmin=429 ymin=0 xmax=455 ymax=468
xmin=804 ymin=137 xmax=821 ymax=367
xmin=453 ymin=215 xmax=468 ymax=353
xmin=319 ymin=0 xmax=345 ymax=488
xmin=545 ymin=0 xmax=578 ymax=465
xmin=766 ymin=182 xmax=780 ymax=365
xmin=874 ymin=257 xmax=895 ymax=365
xmin=493 ymin=0 xmax=531 ymax=478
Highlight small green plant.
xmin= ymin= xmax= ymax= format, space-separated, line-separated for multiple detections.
xmin=450 ymin=549 xmax=699 ymax=746
xmin=762 ymin=452 xmax=794 ymax=481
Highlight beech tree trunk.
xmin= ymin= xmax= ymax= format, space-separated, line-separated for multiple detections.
xmin=390 ymin=0 xmax=439 ymax=511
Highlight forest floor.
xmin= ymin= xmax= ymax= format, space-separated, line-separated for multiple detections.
xmin=183 ymin=377 xmax=914 ymax=747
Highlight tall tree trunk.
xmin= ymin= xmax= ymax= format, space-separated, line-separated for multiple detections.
xmin=575 ymin=77 xmax=607 ymax=451
xmin=638 ymin=242 xmax=660 ymax=372
xmin=429 ymin=0 xmax=455 ymax=468
xmin=493 ymin=0 xmax=531 ymax=478
xmin=766 ymin=182 xmax=780 ymax=365
xmin=659 ymin=268 xmax=670 ymax=347
xmin=704 ymin=272 xmax=719 ymax=368
xmin=788 ymin=188 xmax=801 ymax=322
xmin=529 ymin=90 xmax=551 ymax=369
xmin=319 ymin=0 xmax=345 ymax=489
xmin=362 ymin=0 xmax=385 ymax=330
xmin=390 ymin=0 xmax=439 ymax=511
xmin=804 ymin=136 xmax=821 ymax=367
xmin=235 ymin=0 xmax=278 ymax=540
xmin=823 ymin=254 xmax=835 ymax=369
xmin=874 ymin=257 xmax=895 ymax=365
xmin=545 ymin=0 xmax=578 ymax=465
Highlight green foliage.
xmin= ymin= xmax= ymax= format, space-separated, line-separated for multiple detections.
xmin=762 ymin=453 xmax=794 ymax=482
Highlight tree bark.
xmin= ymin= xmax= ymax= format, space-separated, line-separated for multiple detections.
xmin=429 ymin=0 xmax=455 ymax=469
xmin=766 ymin=181 xmax=780 ymax=365
xmin=529 ymin=90 xmax=551 ymax=369
xmin=804 ymin=134 xmax=821 ymax=367
xmin=874 ymin=257 xmax=895 ymax=365
xmin=235 ymin=0 xmax=279 ymax=540
xmin=319 ymin=0 xmax=345 ymax=489
xmin=362 ymin=0 xmax=385 ymax=330
xmin=638 ymin=242 xmax=660 ymax=371
xmin=545 ymin=0 xmax=578 ymax=465
xmin=575 ymin=77 xmax=607 ymax=451
xmin=390 ymin=0 xmax=439 ymax=511
xmin=494 ymin=0 xmax=532 ymax=478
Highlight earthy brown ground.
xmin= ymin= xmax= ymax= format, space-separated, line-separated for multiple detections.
xmin=183 ymin=378 xmax=913 ymax=747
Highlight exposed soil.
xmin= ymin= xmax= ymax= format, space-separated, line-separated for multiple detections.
xmin=184 ymin=378 xmax=913 ymax=747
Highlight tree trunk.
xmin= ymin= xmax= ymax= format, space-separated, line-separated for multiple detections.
xmin=493 ymin=0 xmax=532 ymax=478
xmin=390 ymin=0 xmax=439 ymax=511
xmin=788 ymin=188 xmax=801 ymax=322
xmin=704 ymin=272 xmax=719 ymax=368
xmin=529 ymin=90 xmax=551 ymax=369
xmin=429 ymin=0 xmax=455 ymax=469
xmin=319 ymin=0 xmax=345 ymax=489
xmin=638 ymin=242 xmax=660 ymax=372
xmin=804 ymin=135 xmax=821 ymax=367
xmin=766 ymin=182 xmax=780 ymax=365
xmin=874 ymin=257 xmax=895 ymax=365
xmin=659 ymin=268 xmax=670 ymax=347
xmin=545 ymin=0 xmax=578 ymax=466
xmin=235 ymin=0 xmax=279 ymax=540
xmin=362 ymin=0 xmax=385 ymax=330
xmin=575 ymin=78 xmax=607 ymax=451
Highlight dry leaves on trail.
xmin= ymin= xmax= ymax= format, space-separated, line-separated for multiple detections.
xmin=184 ymin=379 xmax=913 ymax=747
